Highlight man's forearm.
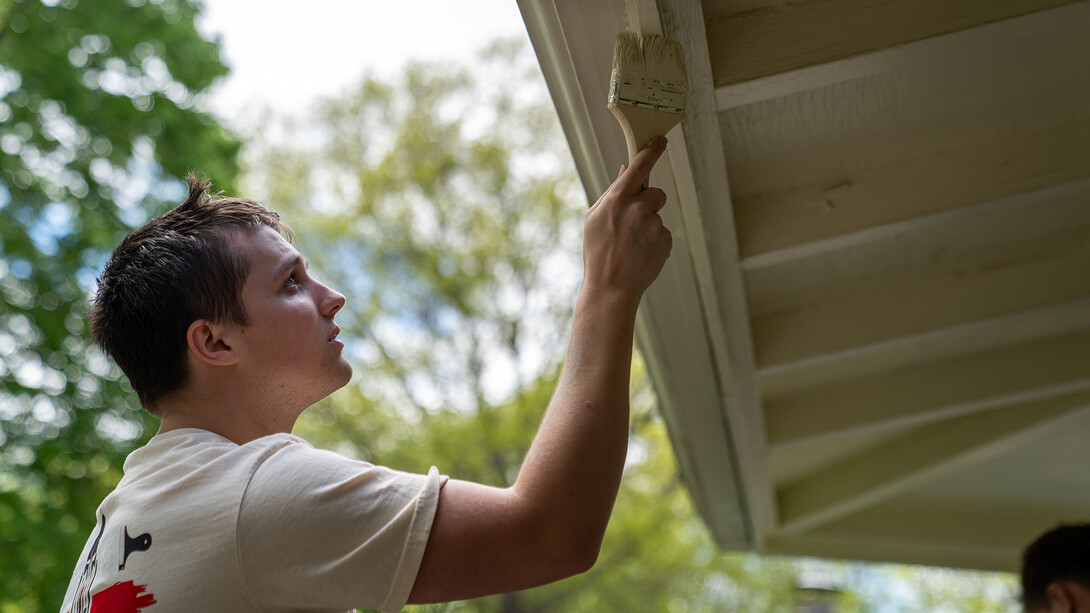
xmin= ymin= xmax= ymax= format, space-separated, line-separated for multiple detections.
xmin=513 ymin=286 xmax=640 ymax=560
xmin=510 ymin=139 xmax=671 ymax=569
xmin=405 ymin=139 xmax=667 ymax=602
xmin=408 ymin=140 xmax=670 ymax=602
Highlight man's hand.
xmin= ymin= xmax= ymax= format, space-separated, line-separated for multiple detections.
xmin=582 ymin=136 xmax=672 ymax=306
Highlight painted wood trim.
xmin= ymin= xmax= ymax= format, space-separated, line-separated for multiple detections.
xmin=813 ymin=501 xmax=1077 ymax=566
xmin=733 ymin=117 xmax=1090 ymax=258
xmin=764 ymin=328 xmax=1090 ymax=447
xmin=759 ymin=298 xmax=1090 ymax=401
xmin=775 ymin=395 xmax=1090 ymax=534
xmin=635 ymin=237 xmax=753 ymax=549
xmin=714 ymin=1 xmax=1090 ymax=110
xmin=658 ymin=0 xmax=776 ymax=548
xmin=705 ymin=0 xmax=1082 ymax=88
xmin=752 ymin=246 xmax=1090 ymax=368
xmin=740 ymin=176 xmax=1090 ymax=275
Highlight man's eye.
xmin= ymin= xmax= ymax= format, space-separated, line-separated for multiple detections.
xmin=284 ymin=274 xmax=298 ymax=288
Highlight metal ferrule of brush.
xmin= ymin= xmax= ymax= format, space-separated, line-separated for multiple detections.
xmin=608 ymin=68 xmax=687 ymax=115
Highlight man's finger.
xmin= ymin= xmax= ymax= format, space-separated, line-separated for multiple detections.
xmin=636 ymin=187 xmax=668 ymax=213
xmin=616 ymin=136 xmax=667 ymax=194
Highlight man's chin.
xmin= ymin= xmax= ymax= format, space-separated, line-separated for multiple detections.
xmin=337 ymin=364 xmax=353 ymax=389
xmin=302 ymin=363 xmax=354 ymax=407
xmin=331 ymin=361 xmax=353 ymax=391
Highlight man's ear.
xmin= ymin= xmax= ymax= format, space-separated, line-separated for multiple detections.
xmin=1047 ymin=581 xmax=1074 ymax=613
xmin=186 ymin=319 xmax=239 ymax=366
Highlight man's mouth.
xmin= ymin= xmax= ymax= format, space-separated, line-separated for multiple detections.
xmin=329 ymin=327 xmax=341 ymax=342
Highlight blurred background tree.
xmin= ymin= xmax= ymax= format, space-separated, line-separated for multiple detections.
xmin=0 ymin=0 xmax=239 ymax=609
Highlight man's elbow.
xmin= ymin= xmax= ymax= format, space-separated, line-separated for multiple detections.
xmin=518 ymin=495 xmax=612 ymax=583
xmin=543 ymin=528 xmax=604 ymax=580
xmin=570 ymin=537 xmax=603 ymax=576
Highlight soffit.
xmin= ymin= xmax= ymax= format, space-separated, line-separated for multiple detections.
xmin=520 ymin=0 xmax=1090 ymax=571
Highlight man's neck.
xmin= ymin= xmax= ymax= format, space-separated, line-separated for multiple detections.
xmin=155 ymin=386 xmax=300 ymax=445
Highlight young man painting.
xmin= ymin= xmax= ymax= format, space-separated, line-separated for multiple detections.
xmin=62 ymin=138 xmax=672 ymax=612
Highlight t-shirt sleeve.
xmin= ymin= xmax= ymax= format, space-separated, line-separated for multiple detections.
xmin=237 ymin=442 xmax=444 ymax=612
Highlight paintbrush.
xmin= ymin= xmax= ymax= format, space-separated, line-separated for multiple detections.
xmin=607 ymin=32 xmax=688 ymax=181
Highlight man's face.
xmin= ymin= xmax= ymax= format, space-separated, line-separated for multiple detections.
xmin=229 ymin=225 xmax=352 ymax=408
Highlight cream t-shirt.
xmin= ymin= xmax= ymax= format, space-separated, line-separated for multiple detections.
xmin=61 ymin=428 xmax=443 ymax=613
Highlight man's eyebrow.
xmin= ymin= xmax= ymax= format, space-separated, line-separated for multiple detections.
xmin=276 ymin=254 xmax=308 ymax=279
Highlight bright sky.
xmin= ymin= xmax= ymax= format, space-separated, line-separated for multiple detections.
xmin=197 ymin=0 xmax=529 ymax=123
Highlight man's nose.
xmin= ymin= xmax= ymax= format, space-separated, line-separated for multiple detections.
xmin=319 ymin=283 xmax=346 ymax=317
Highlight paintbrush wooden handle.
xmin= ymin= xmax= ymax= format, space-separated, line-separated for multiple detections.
xmin=608 ymin=102 xmax=683 ymax=187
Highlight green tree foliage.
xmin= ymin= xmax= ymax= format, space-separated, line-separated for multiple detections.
xmin=0 ymin=0 xmax=239 ymax=608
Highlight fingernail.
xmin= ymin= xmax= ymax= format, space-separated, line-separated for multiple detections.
xmin=648 ymin=136 xmax=668 ymax=152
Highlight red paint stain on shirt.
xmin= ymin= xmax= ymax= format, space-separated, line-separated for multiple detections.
xmin=90 ymin=581 xmax=157 ymax=612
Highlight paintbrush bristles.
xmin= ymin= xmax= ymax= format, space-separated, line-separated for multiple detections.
xmin=607 ymin=31 xmax=689 ymax=175
xmin=608 ymin=32 xmax=688 ymax=116
xmin=611 ymin=32 xmax=688 ymax=88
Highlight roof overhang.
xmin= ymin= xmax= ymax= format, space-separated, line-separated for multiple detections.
xmin=519 ymin=0 xmax=1090 ymax=571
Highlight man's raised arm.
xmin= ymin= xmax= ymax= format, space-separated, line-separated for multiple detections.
xmin=407 ymin=137 xmax=672 ymax=604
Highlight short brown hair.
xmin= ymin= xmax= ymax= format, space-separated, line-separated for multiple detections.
xmin=1022 ymin=523 xmax=1090 ymax=611
xmin=89 ymin=172 xmax=293 ymax=414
